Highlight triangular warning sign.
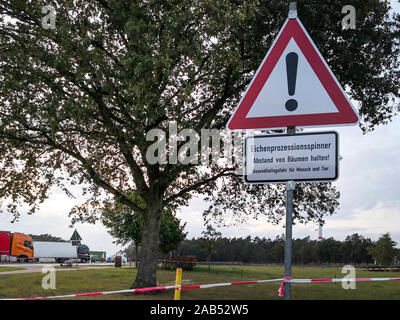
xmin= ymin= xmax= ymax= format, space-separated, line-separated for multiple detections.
xmin=70 ymin=229 xmax=82 ymax=241
xmin=227 ymin=18 xmax=359 ymax=130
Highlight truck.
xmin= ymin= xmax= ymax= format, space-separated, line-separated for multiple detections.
xmin=77 ymin=244 xmax=90 ymax=263
xmin=116 ymin=252 xmax=128 ymax=264
xmin=33 ymin=241 xmax=77 ymax=263
xmin=106 ymin=252 xmax=128 ymax=264
xmin=90 ymin=251 xmax=106 ymax=262
xmin=0 ymin=231 xmax=34 ymax=262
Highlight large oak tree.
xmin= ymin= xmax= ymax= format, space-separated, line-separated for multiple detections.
xmin=0 ymin=0 xmax=398 ymax=288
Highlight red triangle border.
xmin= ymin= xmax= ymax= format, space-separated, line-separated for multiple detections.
xmin=227 ymin=19 xmax=359 ymax=130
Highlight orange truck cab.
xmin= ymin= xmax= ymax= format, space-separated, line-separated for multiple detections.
xmin=0 ymin=231 xmax=34 ymax=262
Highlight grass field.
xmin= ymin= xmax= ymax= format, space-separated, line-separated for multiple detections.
xmin=54 ymin=265 xmax=114 ymax=269
xmin=0 ymin=265 xmax=399 ymax=300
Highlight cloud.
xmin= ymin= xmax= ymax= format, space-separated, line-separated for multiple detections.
xmin=2 ymin=104 xmax=400 ymax=253
xmin=0 ymin=188 xmax=124 ymax=256
xmin=178 ymin=116 xmax=400 ymax=244
xmin=328 ymin=202 xmax=400 ymax=235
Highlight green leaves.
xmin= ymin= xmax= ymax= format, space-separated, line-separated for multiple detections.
xmin=0 ymin=0 xmax=398 ymax=227
xmin=101 ymin=200 xmax=186 ymax=255
xmin=368 ymin=233 xmax=398 ymax=266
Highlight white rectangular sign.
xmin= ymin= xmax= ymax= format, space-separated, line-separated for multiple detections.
xmin=244 ymin=132 xmax=339 ymax=183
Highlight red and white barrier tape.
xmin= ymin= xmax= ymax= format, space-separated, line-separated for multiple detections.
xmin=3 ymin=276 xmax=400 ymax=300
xmin=277 ymin=276 xmax=400 ymax=297
xmin=277 ymin=276 xmax=292 ymax=296
xmin=287 ymin=277 xmax=400 ymax=283
xmin=2 ymin=278 xmax=283 ymax=300
xmin=362 ymin=267 xmax=400 ymax=271
xmin=180 ymin=278 xmax=282 ymax=291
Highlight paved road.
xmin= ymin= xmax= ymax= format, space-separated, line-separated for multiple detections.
xmin=1 ymin=262 xmax=115 ymax=267
xmin=0 ymin=263 xmax=129 ymax=275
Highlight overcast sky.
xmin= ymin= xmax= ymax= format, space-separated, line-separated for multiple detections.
xmin=1 ymin=2 xmax=399 ymax=257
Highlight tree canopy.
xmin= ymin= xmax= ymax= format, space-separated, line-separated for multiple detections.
xmin=200 ymin=224 xmax=222 ymax=271
xmin=101 ymin=200 xmax=187 ymax=255
xmin=29 ymin=233 xmax=66 ymax=242
xmin=368 ymin=233 xmax=397 ymax=266
xmin=0 ymin=0 xmax=399 ymax=287
xmin=176 ymin=233 xmax=394 ymax=265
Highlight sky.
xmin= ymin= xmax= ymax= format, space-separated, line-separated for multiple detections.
xmin=0 ymin=2 xmax=399 ymax=257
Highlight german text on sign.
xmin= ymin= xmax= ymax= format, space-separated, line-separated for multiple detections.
xmin=244 ymin=132 xmax=339 ymax=183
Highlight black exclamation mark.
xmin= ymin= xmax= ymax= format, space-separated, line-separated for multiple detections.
xmin=285 ymin=52 xmax=299 ymax=112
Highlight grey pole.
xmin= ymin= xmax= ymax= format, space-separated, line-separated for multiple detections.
xmin=289 ymin=2 xmax=297 ymax=20
xmin=283 ymin=2 xmax=297 ymax=300
xmin=284 ymin=126 xmax=296 ymax=300
xmin=76 ymin=243 xmax=79 ymax=271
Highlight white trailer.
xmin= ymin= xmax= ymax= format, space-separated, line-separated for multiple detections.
xmin=33 ymin=241 xmax=77 ymax=263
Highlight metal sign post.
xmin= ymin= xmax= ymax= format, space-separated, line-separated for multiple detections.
xmin=228 ymin=1 xmax=355 ymax=300
xmin=76 ymin=245 xmax=79 ymax=271
xmin=284 ymin=126 xmax=296 ymax=300
xmin=284 ymin=180 xmax=295 ymax=300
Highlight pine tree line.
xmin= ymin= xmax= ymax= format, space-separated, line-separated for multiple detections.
xmin=172 ymin=233 xmax=399 ymax=266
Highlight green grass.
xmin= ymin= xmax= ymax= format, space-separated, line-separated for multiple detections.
xmin=0 ymin=265 xmax=399 ymax=300
xmin=0 ymin=266 xmax=25 ymax=272
xmin=55 ymin=264 xmax=114 ymax=269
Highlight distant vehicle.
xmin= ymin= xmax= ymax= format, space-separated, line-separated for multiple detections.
xmin=90 ymin=251 xmax=106 ymax=262
xmin=34 ymin=241 xmax=77 ymax=263
xmin=77 ymin=244 xmax=90 ymax=263
xmin=106 ymin=253 xmax=127 ymax=264
xmin=0 ymin=231 xmax=34 ymax=262
xmin=116 ymin=252 xmax=128 ymax=264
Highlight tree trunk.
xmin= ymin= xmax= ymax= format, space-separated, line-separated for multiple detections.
xmin=131 ymin=201 xmax=161 ymax=289
xmin=135 ymin=243 xmax=138 ymax=269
